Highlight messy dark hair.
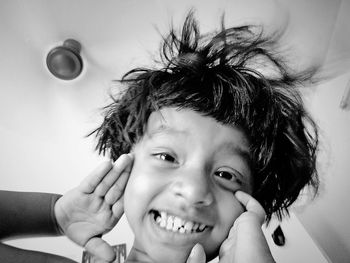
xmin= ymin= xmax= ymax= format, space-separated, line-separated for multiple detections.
xmin=90 ymin=12 xmax=319 ymax=221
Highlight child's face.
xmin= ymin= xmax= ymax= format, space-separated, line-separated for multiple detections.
xmin=124 ymin=107 xmax=253 ymax=263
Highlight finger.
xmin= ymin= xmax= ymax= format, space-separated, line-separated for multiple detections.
xmin=111 ymin=195 xmax=124 ymax=220
xmin=84 ymin=237 xmax=116 ymax=262
xmin=234 ymin=191 xmax=266 ymax=224
xmin=79 ymin=161 xmax=113 ymax=194
xmin=94 ymin=154 xmax=133 ymax=197
xmin=186 ymin=243 xmax=206 ymax=263
xmin=219 ymin=236 xmax=236 ymax=262
xmin=104 ymin=162 xmax=132 ymax=205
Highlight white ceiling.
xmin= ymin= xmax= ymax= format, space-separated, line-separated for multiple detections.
xmin=0 ymin=0 xmax=346 ymax=89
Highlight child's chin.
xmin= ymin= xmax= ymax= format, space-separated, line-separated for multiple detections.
xmin=147 ymin=241 xmax=220 ymax=263
xmin=148 ymin=246 xmax=193 ymax=263
xmin=149 ymin=247 xmax=217 ymax=263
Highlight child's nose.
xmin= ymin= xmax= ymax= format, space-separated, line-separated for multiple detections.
xmin=170 ymin=168 xmax=214 ymax=208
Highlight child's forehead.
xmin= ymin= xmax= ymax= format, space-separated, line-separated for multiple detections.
xmin=146 ymin=109 xmax=189 ymax=137
xmin=145 ymin=108 xmax=212 ymax=137
xmin=145 ymin=107 xmax=250 ymax=151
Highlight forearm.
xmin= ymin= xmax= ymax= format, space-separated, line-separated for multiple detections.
xmin=0 ymin=191 xmax=76 ymax=262
xmin=0 ymin=190 xmax=62 ymax=240
xmin=0 ymin=242 xmax=76 ymax=263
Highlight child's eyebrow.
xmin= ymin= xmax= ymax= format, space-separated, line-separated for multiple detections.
xmin=218 ymin=142 xmax=252 ymax=168
xmin=148 ymin=123 xmax=189 ymax=138
xmin=150 ymin=125 xmax=251 ymax=160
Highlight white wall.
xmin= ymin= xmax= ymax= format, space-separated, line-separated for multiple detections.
xmin=295 ymin=1 xmax=350 ymax=262
xmin=297 ymin=71 xmax=350 ymax=263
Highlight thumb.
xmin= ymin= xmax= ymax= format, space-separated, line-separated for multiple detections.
xmin=84 ymin=236 xmax=116 ymax=262
xmin=186 ymin=243 xmax=206 ymax=263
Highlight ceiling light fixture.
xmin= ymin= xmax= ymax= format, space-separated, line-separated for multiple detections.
xmin=46 ymin=39 xmax=83 ymax=80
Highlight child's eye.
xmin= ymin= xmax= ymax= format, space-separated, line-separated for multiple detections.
xmin=214 ymin=170 xmax=242 ymax=184
xmin=154 ymin=153 xmax=176 ymax=163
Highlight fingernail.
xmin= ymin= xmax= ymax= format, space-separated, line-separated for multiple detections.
xmin=189 ymin=245 xmax=197 ymax=258
xmin=189 ymin=243 xmax=201 ymax=258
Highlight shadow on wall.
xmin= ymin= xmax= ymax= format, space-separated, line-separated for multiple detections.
xmin=297 ymin=208 xmax=350 ymax=263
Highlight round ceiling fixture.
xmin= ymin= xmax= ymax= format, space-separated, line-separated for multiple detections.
xmin=46 ymin=39 xmax=83 ymax=80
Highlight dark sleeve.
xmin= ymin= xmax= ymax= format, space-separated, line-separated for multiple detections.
xmin=0 ymin=191 xmax=62 ymax=239
xmin=0 ymin=191 xmax=76 ymax=263
xmin=0 ymin=243 xmax=77 ymax=263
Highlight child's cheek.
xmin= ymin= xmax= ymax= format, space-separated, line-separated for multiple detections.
xmin=124 ymin=157 xmax=157 ymax=201
xmin=129 ymin=173 xmax=153 ymax=195
xmin=123 ymin=167 xmax=153 ymax=222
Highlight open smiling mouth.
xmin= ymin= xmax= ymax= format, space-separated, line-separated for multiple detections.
xmin=150 ymin=210 xmax=208 ymax=234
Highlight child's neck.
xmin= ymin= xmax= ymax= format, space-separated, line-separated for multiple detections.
xmin=126 ymin=245 xmax=154 ymax=263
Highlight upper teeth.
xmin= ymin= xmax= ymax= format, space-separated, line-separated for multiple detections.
xmin=153 ymin=211 xmax=207 ymax=234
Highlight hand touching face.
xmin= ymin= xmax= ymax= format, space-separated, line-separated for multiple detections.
xmin=55 ymin=154 xmax=133 ymax=262
xmin=186 ymin=191 xmax=274 ymax=263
